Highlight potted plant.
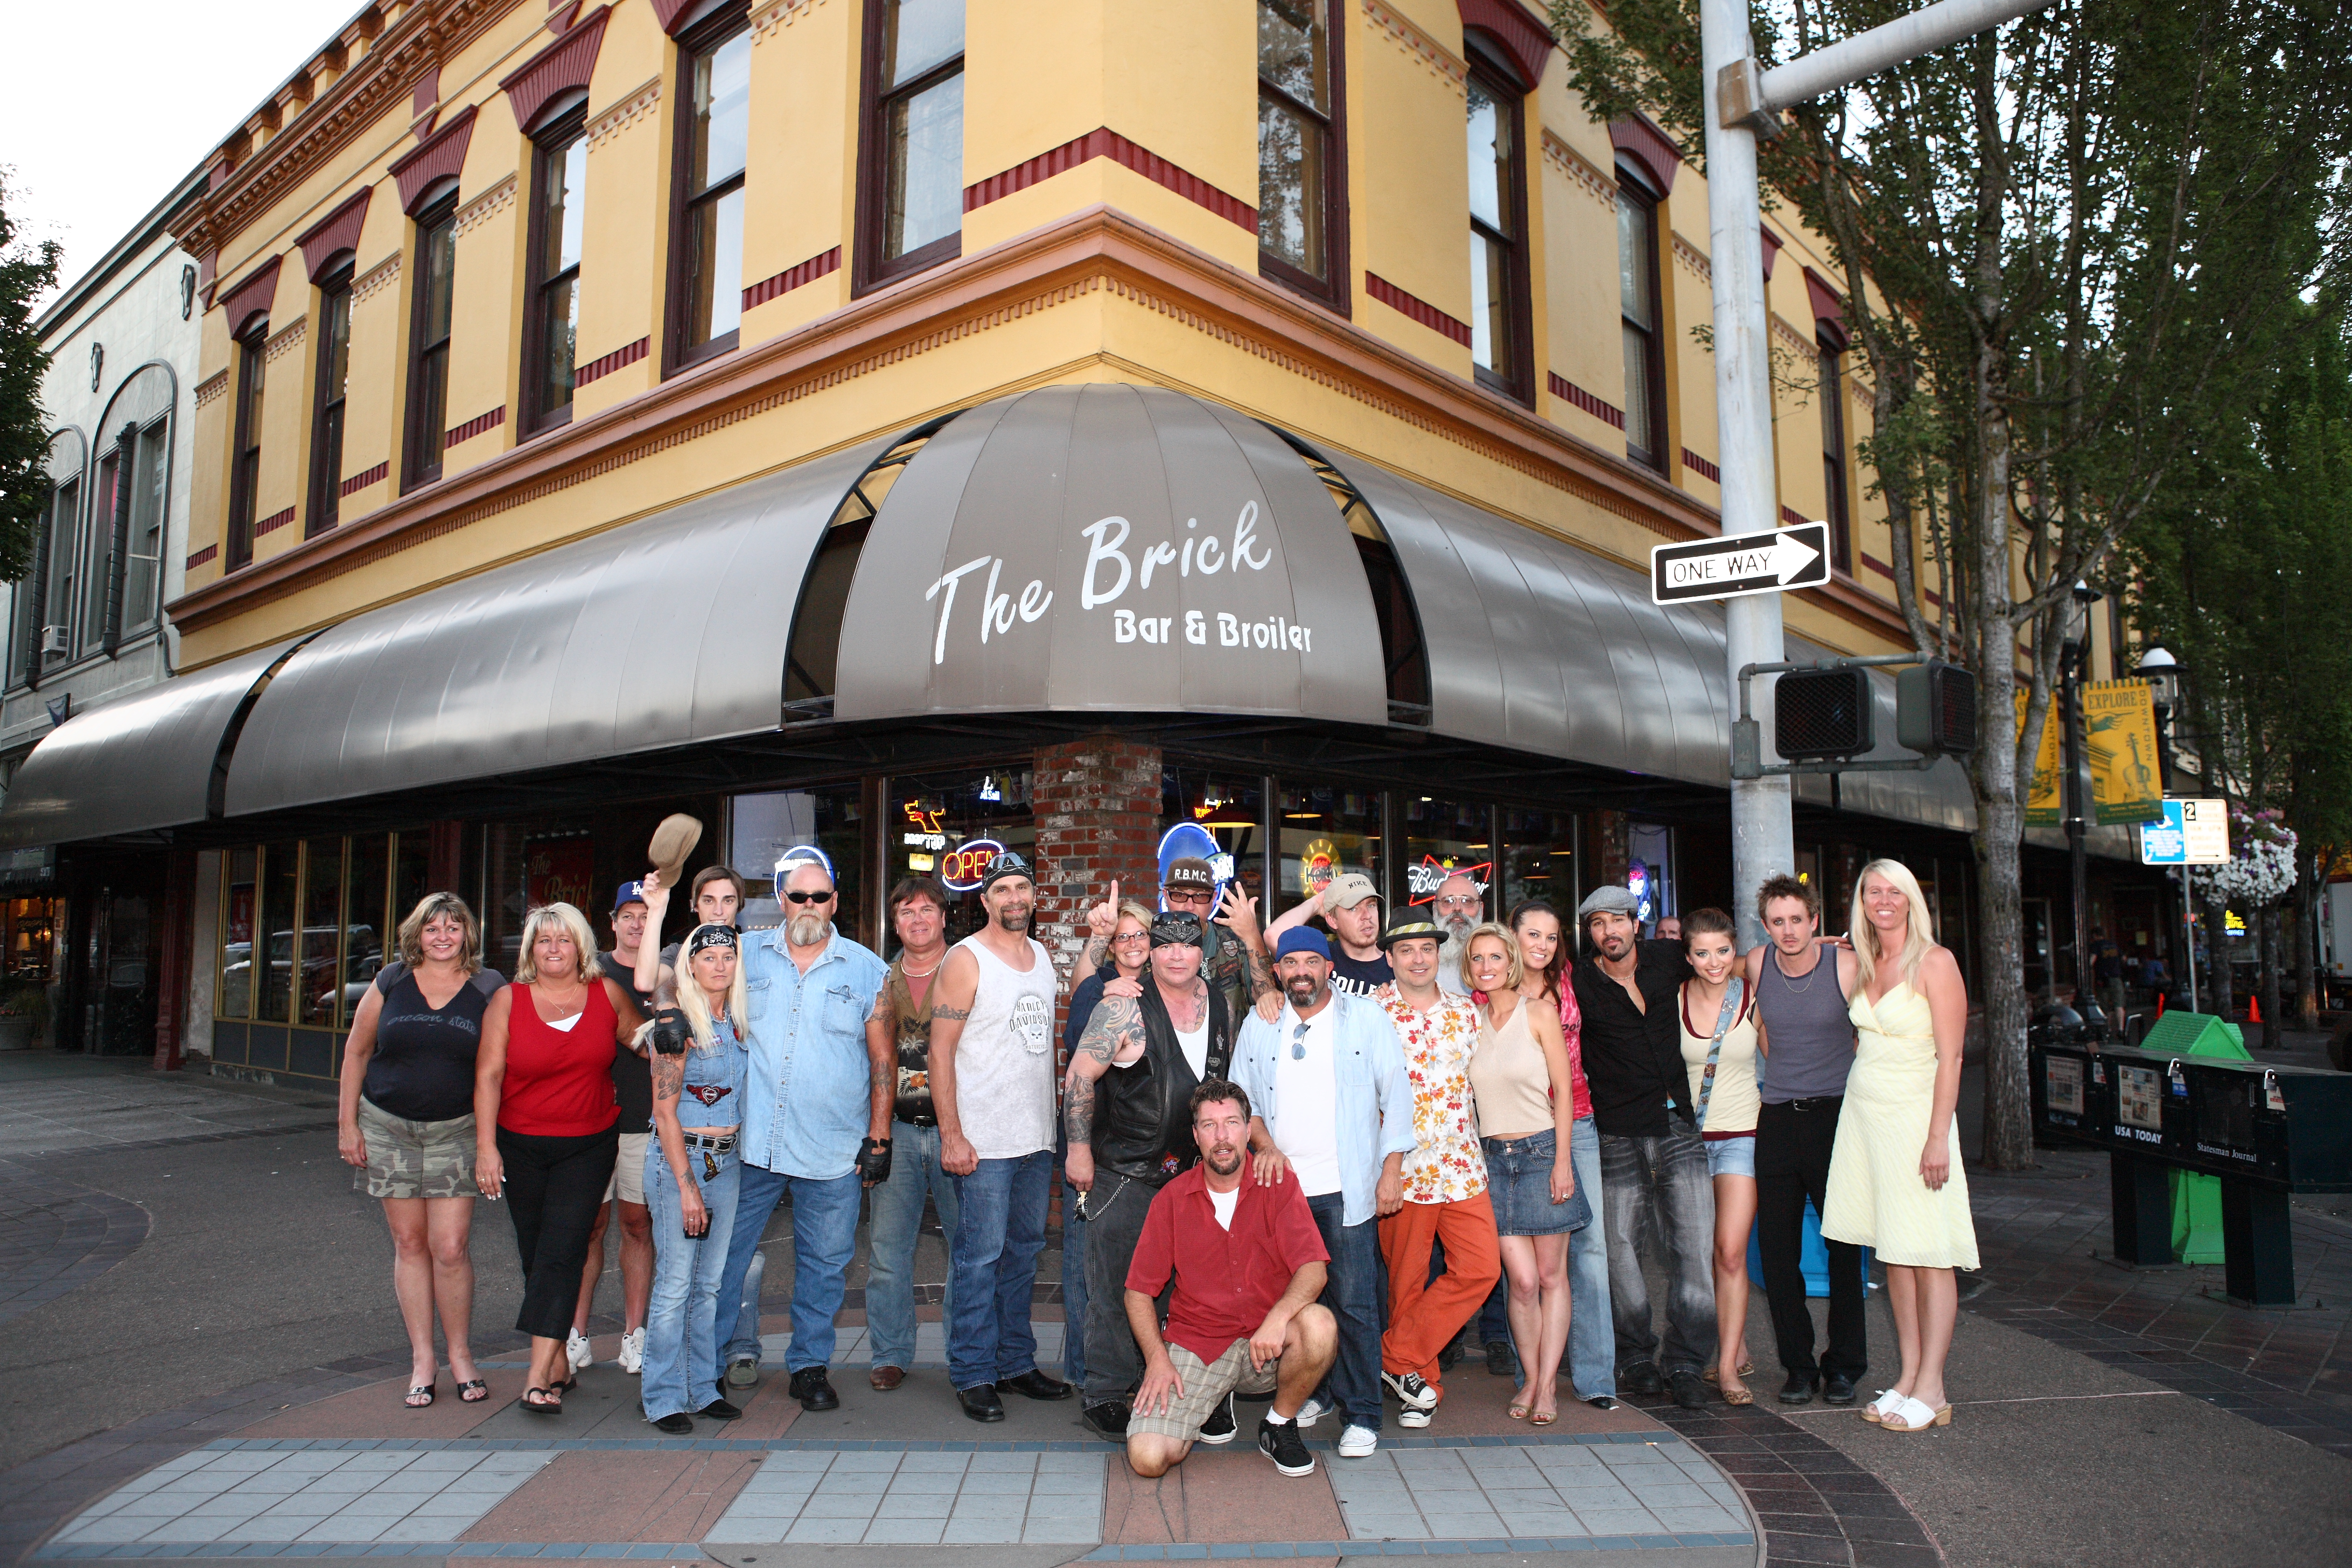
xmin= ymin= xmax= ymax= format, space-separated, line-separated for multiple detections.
xmin=0 ymin=984 xmax=49 ymax=1051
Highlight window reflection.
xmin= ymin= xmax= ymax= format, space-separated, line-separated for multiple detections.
xmin=1402 ymin=795 xmax=1491 ymax=920
xmin=682 ymin=29 xmax=751 ymax=352
xmin=1257 ymin=0 xmax=1331 ymax=285
xmin=1277 ymin=783 xmax=1380 ymax=918
xmin=874 ymin=0 xmax=964 ymax=269
xmin=891 ymin=767 xmax=1032 ymax=950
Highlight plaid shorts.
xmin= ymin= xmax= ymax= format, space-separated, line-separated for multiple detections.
xmin=1126 ymin=1337 xmax=1282 ymax=1444
xmin=356 ymin=1098 xmax=479 ymax=1200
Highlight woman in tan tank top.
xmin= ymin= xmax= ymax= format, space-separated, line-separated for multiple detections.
xmin=1462 ymin=923 xmax=1591 ymax=1424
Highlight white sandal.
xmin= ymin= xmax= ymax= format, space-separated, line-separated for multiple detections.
xmin=1862 ymin=1388 xmax=1906 ymax=1425
xmin=1880 ymin=1395 xmax=1950 ymax=1432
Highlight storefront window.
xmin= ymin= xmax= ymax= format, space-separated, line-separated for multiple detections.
xmin=1499 ymin=808 xmax=1577 ymax=919
xmin=219 ymin=849 xmax=257 ymax=1019
xmin=1276 ymin=782 xmax=1380 ymax=917
xmin=346 ymin=834 xmax=390 ymax=1004
xmin=1161 ymin=768 xmax=1267 ymax=912
xmin=733 ymin=784 xmax=868 ymax=935
xmin=298 ymin=839 xmax=345 ymax=1028
xmin=892 ymin=767 xmax=1033 ymax=951
xmin=257 ymin=842 xmax=299 ymax=1024
xmin=1401 ymin=794 xmax=1492 ymax=920
xmin=4 ymin=897 xmax=59 ymax=985
xmin=1627 ymin=821 xmax=1675 ymax=931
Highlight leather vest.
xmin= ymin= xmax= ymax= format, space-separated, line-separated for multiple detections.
xmin=1094 ymin=978 xmax=1232 ymax=1184
xmin=886 ymin=957 xmax=941 ymax=1126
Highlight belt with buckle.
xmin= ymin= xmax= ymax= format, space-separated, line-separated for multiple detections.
xmin=1781 ymin=1096 xmax=1841 ymax=1113
xmin=682 ymin=1130 xmax=738 ymax=1152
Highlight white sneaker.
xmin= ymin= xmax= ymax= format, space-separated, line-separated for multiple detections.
xmin=565 ymin=1330 xmax=594 ymax=1372
xmin=1337 ymin=1424 xmax=1378 ymax=1458
xmin=1398 ymin=1407 xmax=1430 ymax=1429
xmin=1294 ymin=1396 xmax=1333 ymax=1427
xmin=618 ymin=1328 xmax=645 ymax=1375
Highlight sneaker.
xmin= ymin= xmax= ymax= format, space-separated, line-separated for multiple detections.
xmin=1336 ymin=1424 xmax=1378 ymax=1459
xmin=1198 ymin=1394 xmax=1237 ymax=1445
xmin=725 ymin=1355 xmax=760 ymax=1390
xmin=618 ymin=1328 xmax=645 ymax=1375
xmin=1398 ymin=1407 xmax=1430 ymax=1429
xmin=1257 ymin=1415 xmax=1315 ymax=1476
xmin=1293 ymin=1395 xmax=1333 ymax=1427
xmin=1382 ymin=1370 xmax=1438 ymax=1411
xmin=565 ymin=1331 xmax=594 ymax=1373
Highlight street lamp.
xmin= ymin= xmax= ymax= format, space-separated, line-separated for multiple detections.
xmin=2136 ymin=645 xmax=2181 ymax=794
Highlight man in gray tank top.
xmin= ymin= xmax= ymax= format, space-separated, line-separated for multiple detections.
xmin=1744 ymin=873 xmax=1867 ymax=1405
xmin=928 ymin=851 xmax=1076 ymax=1424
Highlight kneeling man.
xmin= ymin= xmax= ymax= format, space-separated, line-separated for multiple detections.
xmin=1123 ymin=1081 xmax=1337 ymax=1479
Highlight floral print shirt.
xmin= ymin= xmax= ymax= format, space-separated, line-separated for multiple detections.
xmin=1371 ymin=984 xmax=1487 ymax=1203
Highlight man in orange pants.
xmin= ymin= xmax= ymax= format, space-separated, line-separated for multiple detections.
xmin=1368 ymin=917 xmax=1501 ymax=1427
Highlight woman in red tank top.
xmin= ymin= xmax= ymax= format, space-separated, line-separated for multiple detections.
xmin=475 ymin=902 xmax=647 ymax=1412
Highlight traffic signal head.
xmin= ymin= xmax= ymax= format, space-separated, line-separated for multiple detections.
xmin=1775 ymin=668 xmax=1874 ymax=760
xmin=1896 ymin=661 xmax=1978 ymax=756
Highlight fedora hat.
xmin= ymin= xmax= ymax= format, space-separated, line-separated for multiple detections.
xmin=647 ymin=814 xmax=703 ymax=891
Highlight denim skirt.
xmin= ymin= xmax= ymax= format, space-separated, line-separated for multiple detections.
xmin=1481 ymin=1128 xmax=1595 ymax=1236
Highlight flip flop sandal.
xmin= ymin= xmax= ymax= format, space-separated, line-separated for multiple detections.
xmin=1507 ymin=1398 xmax=1531 ymax=1420
xmin=1862 ymin=1389 xmax=1906 ymax=1425
xmin=521 ymin=1387 xmax=563 ymax=1415
xmin=457 ymin=1380 xmax=489 ymax=1404
xmin=1881 ymin=1396 xmax=1949 ymax=1432
xmin=1700 ymin=1363 xmax=1756 ymax=1386
xmin=404 ymin=1383 xmax=436 ymax=1409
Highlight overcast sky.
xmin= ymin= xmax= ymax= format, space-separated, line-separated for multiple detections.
xmin=10 ymin=0 xmax=358 ymax=316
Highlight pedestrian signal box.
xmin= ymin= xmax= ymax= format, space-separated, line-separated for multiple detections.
xmin=1775 ymin=668 xmax=1873 ymax=760
xmin=1896 ymin=661 xmax=1977 ymax=756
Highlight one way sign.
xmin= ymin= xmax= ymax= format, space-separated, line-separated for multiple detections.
xmin=1650 ymin=521 xmax=1831 ymax=605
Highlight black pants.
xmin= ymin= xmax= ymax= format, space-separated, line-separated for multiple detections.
xmin=1081 ymin=1173 xmax=1161 ymax=1406
xmin=1754 ymin=1099 xmax=1867 ymax=1380
xmin=498 ymin=1123 xmax=620 ymax=1341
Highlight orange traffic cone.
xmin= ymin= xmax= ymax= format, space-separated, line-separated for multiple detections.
xmin=2250 ymin=995 xmax=2262 ymax=1024
xmin=2155 ymin=991 xmax=2166 ymax=1019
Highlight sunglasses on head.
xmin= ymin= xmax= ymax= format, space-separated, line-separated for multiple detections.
xmin=782 ymin=889 xmax=834 ymax=905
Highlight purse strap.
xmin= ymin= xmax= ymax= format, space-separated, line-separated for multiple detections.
xmin=1695 ymin=978 xmax=1744 ymax=1132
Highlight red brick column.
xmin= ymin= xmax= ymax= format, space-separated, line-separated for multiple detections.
xmin=1030 ymin=736 xmax=1163 ymax=1035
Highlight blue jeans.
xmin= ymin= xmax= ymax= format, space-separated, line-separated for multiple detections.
xmin=864 ymin=1121 xmax=961 ymax=1370
xmin=642 ymin=1137 xmax=739 ymax=1420
xmin=1565 ymin=1118 xmax=1614 ymax=1398
xmin=1306 ymin=1189 xmax=1382 ymax=1431
xmin=718 ymin=1164 xmax=863 ymax=1378
xmin=1600 ymin=1123 xmax=1718 ymax=1377
xmin=946 ymin=1150 xmax=1051 ymax=1390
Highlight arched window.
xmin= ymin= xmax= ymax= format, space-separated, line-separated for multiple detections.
xmin=14 ymin=429 xmax=85 ymax=687
xmin=90 ymin=362 xmax=177 ymax=652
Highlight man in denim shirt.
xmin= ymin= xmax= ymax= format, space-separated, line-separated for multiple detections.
xmin=1233 ymin=928 xmax=1413 ymax=1460
xmin=703 ymin=855 xmax=894 ymax=1412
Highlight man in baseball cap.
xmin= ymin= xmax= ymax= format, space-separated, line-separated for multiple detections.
xmin=1262 ymin=870 xmax=1391 ymax=1004
xmin=1159 ymin=857 xmax=1273 ymax=1026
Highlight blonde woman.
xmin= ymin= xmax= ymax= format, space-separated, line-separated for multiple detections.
xmin=1821 ymin=860 xmax=1977 ymax=1434
xmin=335 ymin=893 xmax=505 ymax=1409
xmin=641 ymin=924 xmax=752 ymax=1432
xmin=1462 ymin=922 xmax=1590 ymax=1425
xmin=474 ymin=903 xmax=648 ymax=1413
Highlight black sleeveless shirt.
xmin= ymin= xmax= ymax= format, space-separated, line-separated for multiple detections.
xmin=362 ymin=964 xmax=505 ymax=1123
xmin=1093 ymin=981 xmax=1233 ymax=1184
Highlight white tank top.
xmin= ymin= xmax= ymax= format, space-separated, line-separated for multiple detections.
xmin=954 ymin=933 xmax=1058 ymax=1160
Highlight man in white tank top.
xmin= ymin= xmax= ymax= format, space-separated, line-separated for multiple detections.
xmin=927 ymin=851 xmax=1074 ymax=1423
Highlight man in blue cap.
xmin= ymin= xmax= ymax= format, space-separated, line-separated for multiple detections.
xmin=1232 ymin=926 xmax=1413 ymax=1460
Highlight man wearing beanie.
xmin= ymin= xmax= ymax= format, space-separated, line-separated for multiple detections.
xmin=1232 ymin=927 xmax=1414 ymax=1460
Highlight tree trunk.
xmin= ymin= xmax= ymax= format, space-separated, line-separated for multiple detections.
xmin=2259 ymin=902 xmax=2285 ymax=1048
xmin=2293 ymin=848 xmax=2320 ymax=1028
xmin=2203 ymin=895 xmax=2236 ymax=1021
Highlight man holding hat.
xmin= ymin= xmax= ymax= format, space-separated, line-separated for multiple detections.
xmin=1233 ymin=927 xmax=1415 ymax=1459
xmin=1570 ymin=885 xmax=1716 ymax=1409
xmin=1263 ymin=871 xmax=1391 ymax=1000
xmin=1159 ymin=857 xmax=1273 ymax=1025
xmin=927 ymin=850 xmax=1075 ymax=1422
xmin=1063 ymin=909 xmax=1234 ymax=1441
xmin=566 ymin=881 xmax=659 ymax=1378
xmin=1365 ymin=916 xmax=1497 ymax=1429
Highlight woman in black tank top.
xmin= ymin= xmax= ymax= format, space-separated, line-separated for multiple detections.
xmin=336 ymin=893 xmax=505 ymax=1410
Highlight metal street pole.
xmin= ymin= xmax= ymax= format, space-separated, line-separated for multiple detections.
xmin=1706 ymin=0 xmax=2061 ymax=953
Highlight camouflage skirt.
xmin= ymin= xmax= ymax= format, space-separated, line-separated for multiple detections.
xmin=356 ymin=1097 xmax=480 ymax=1199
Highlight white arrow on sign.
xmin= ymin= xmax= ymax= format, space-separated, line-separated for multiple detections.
xmin=1649 ymin=520 xmax=1833 ymax=605
xmin=1766 ymin=530 xmax=1821 ymax=584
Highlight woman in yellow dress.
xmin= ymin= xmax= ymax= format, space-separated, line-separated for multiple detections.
xmin=1820 ymin=859 xmax=1976 ymax=1434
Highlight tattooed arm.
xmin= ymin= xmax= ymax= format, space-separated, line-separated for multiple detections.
xmin=865 ymin=985 xmax=894 ymax=1144
xmin=927 ymin=948 xmax=981 ymax=1175
xmin=1063 ymin=994 xmax=1146 ymax=1193
xmin=649 ymin=1044 xmax=708 ymax=1236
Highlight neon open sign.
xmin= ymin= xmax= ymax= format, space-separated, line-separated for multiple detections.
xmin=939 ymin=838 xmax=1006 ymax=892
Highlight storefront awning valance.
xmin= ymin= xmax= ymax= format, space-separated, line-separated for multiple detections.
xmin=1322 ymin=454 xmax=1978 ymax=835
xmin=0 ymin=637 xmax=309 ymax=850
xmin=219 ymin=436 xmax=895 ymax=818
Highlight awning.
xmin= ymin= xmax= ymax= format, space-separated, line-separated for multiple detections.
xmin=0 ymin=636 xmax=309 ymax=850
xmin=220 ymin=436 xmax=895 ymax=817
xmin=832 ymin=384 xmax=1390 ymax=725
xmin=1322 ymin=453 xmax=1978 ymax=835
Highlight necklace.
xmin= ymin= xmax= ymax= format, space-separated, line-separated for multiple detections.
xmin=1774 ymin=948 xmax=1820 ymax=993
xmin=898 ymin=951 xmax=944 ymax=979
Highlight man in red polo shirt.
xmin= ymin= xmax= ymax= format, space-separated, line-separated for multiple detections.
xmin=1123 ymin=1080 xmax=1337 ymax=1479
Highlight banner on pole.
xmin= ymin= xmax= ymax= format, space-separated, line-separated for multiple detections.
xmin=2014 ymin=691 xmax=2063 ymax=825
xmin=2084 ymin=680 xmax=2165 ymax=825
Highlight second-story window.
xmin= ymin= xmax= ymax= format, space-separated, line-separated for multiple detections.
xmin=40 ymin=470 xmax=83 ymax=670
xmin=1616 ymin=169 xmax=1667 ymax=470
xmin=310 ymin=262 xmax=353 ymax=534
xmin=1819 ymin=338 xmax=1852 ymax=572
xmin=527 ymin=108 xmax=588 ymax=428
xmin=403 ymin=192 xmax=458 ymax=491
xmin=1465 ymin=50 xmax=1529 ymax=402
xmin=1257 ymin=0 xmax=1345 ymax=306
xmin=227 ymin=324 xmax=267 ymax=568
xmin=673 ymin=18 xmax=750 ymax=367
xmin=861 ymin=0 xmax=964 ymax=286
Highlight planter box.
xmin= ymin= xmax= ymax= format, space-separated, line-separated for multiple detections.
xmin=0 ymin=1016 xmax=34 ymax=1052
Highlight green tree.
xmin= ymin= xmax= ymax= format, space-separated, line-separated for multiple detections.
xmin=0 ymin=171 xmax=61 ymax=582
xmin=1557 ymin=0 xmax=2352 ymax=1166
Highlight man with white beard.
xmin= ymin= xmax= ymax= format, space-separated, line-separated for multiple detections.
xmin=1431 ymin=873 xmax=1485 ymax=996
xmin=702 ymin=854 xmax=894 ymax=1412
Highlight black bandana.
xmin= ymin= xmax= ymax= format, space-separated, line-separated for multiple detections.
xmin=686 ymin=925 xmax=739 ymax=957
xmin=1150 ymin=911 xmax=1205 ymax=948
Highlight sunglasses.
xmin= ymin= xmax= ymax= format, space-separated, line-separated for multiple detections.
xmin=1291 ymin=1020 xmax=1310 ymax=1060
xmin=782 ymin=889 xmax=835 ymax=905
